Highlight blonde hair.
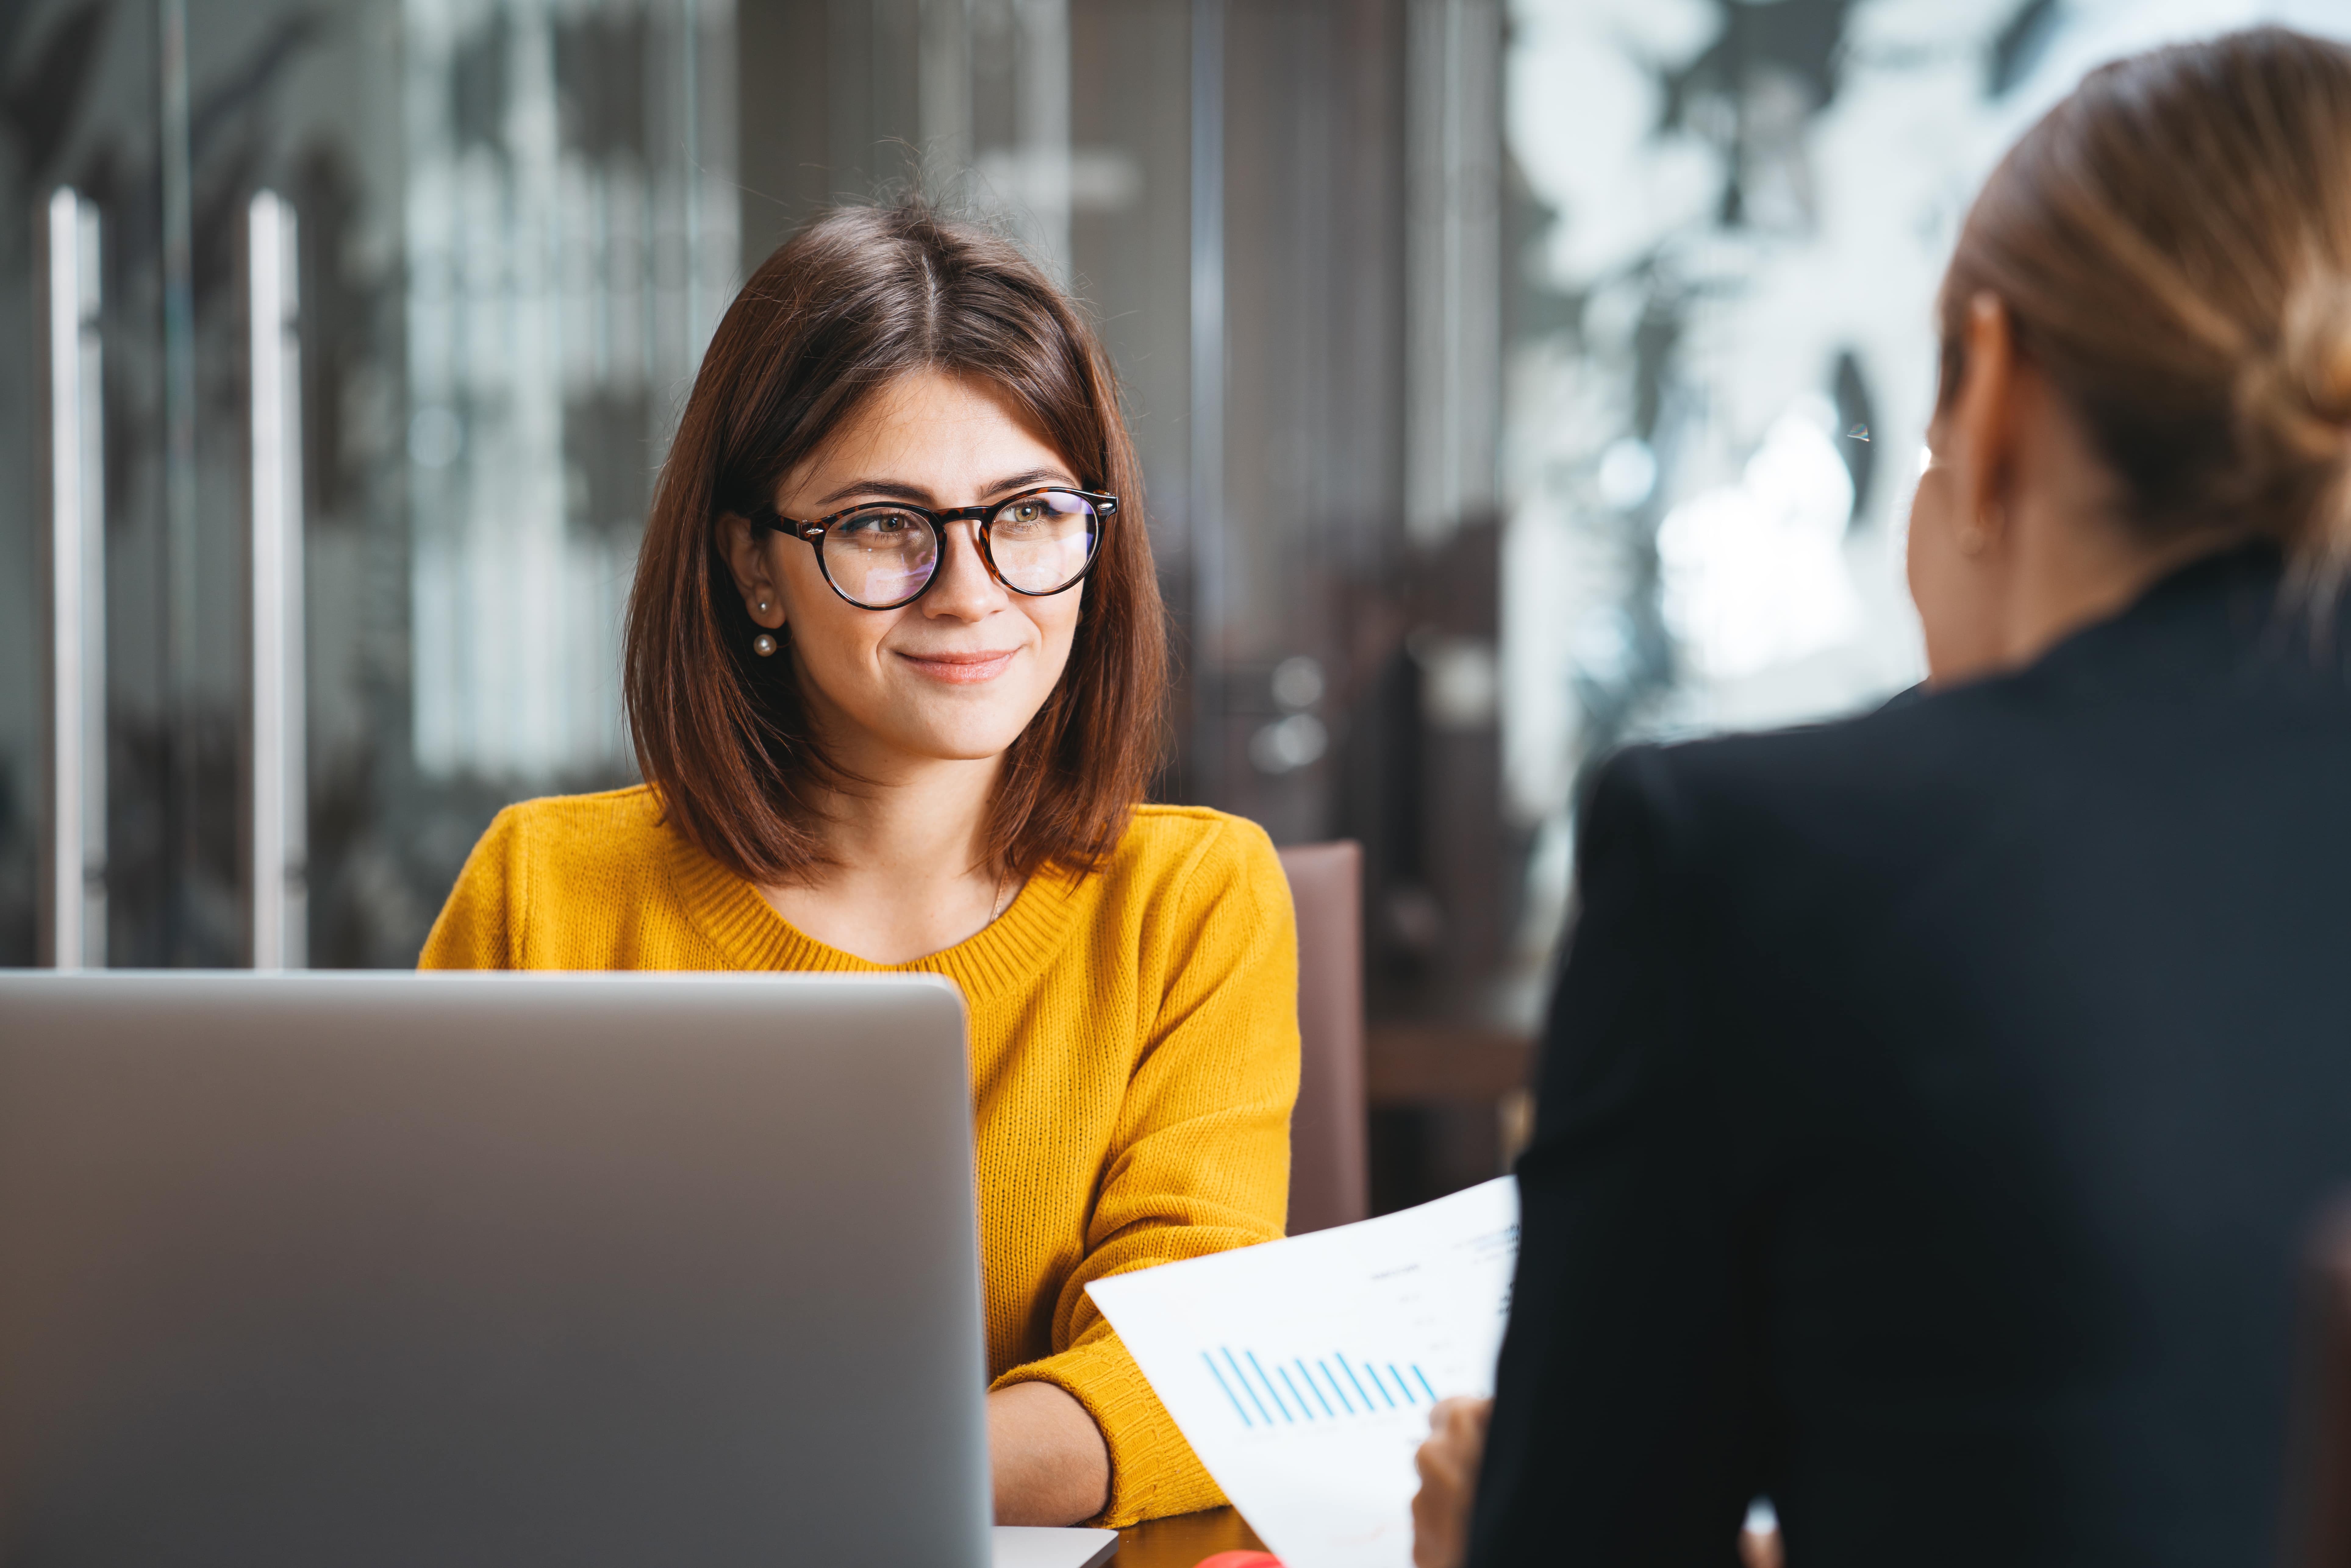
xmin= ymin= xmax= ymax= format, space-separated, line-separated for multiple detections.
xmin=1939 ymin=27 xmax=2351 ymax=570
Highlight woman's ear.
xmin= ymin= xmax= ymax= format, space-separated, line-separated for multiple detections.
xmin=1948 ymin=292 xmax=2021 ymax=554
xmin=720 ymin=511 xmax=786 ymax=629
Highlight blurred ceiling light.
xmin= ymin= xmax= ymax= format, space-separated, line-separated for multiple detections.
xmin=1596 ymin=435 xmax=1657 ymax=510
xmin=1271 ymin=655 xmax=1326 ymax=711
xmin=1249 ymin=713 xmax=1329 ymax=775
xmin=1411 ymin=630 xmax=1501 ymax=731
xmin=1657 ymin=397 xmax=1859 ymax=680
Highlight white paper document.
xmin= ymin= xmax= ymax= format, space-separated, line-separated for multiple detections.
xmin=1086 ymin=1177 xmax=1519 ymax=1568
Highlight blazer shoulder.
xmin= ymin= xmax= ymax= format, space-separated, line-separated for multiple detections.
xmin=1581 ymin=688 xmax=2024 ymax=899
xmin=1630 ymin=682 xmax=2006 ymax=810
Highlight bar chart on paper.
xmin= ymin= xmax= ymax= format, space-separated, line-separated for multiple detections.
xmin=1087 ymin=1178 xmax=1519 ymax=1568
xmin=1203 ymin=1348 xmax=1440 ymax=1430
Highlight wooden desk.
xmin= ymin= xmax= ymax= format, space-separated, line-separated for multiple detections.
xmin=1113 ymin=1506 xmax=1269 ymax=1566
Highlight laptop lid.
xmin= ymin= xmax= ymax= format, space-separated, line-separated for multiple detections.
xmin=0 ymin=971 xmax=992 ymax=1568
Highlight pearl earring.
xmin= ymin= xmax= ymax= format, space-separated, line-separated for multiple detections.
xmin=756 ymin=598 xmax=771 ymax=614
xmin=752 ymin=633 xmax=778 ymax=657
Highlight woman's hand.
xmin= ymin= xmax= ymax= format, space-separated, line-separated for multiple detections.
xmin=988 ymin=1381 xmax=1111 ymax=1525
xmin=1411 ymin=1396 xmax=1493 ymax=1568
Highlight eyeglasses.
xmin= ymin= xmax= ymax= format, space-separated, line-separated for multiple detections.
xmin=750 ymin=487 xmax=1117 ymax=610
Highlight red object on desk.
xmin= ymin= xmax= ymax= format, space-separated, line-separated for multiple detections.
xmin=1193 ymin=1553 xmax=1283 ymax=1568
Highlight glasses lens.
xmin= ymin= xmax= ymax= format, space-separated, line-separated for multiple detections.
xmin=988 ymin=491 xmax=1100 ymax=593
xmin=822 ymin=508 xmax=939 ymax=606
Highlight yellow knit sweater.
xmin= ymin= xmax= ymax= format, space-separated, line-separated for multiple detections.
xmin=418 ymin=786 xmax=1299 ymax=1526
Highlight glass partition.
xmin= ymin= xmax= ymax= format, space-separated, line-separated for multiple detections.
xmin=0 ymin=0 xmax=737 ymax=968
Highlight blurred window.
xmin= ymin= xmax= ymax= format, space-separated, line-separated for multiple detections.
xmin=1495 ymin=0 xmax=2351 ymax=982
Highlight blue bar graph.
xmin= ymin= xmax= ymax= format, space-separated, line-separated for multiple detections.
xmin=1245 ymin=1350 xmax=1294 ymax=1420
xmin=1319 ymin=1358 xmax=1356 ymax=1412
xmin=1296 ymin=1359 xmax=1334 ymax=1416
xmin=1204 ymin=1352 xmax=1252 ymax=1424
xmin=1221 ymin=1348 xmax=1272 ymax=1424
xmin=1209 ymin=1346 xmax=1442 ymax=1429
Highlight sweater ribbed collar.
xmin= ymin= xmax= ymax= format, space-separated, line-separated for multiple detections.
xmin=662 ymin=821 xmax=1089 ymax=996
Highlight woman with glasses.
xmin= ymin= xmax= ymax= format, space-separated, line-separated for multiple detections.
xmin=420 ymin=204 xmax=1299 ymax=1530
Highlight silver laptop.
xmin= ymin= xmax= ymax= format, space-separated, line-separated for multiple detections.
xmin=0 ymin=972 xmax=1114 ymax=1568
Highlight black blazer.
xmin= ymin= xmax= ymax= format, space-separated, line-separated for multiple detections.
xmin=1470 ymin=546 xmax=2351 ymax=1567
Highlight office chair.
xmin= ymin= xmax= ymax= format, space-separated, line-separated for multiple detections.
xmin=1276 ymin=841 xmax=1368 ymax=1236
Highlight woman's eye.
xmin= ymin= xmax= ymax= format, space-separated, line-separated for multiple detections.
xmin=1010 ymin=503 xmax=1042 ymax=524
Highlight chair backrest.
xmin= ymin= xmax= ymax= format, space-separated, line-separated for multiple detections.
xmin=2288 ymin=1197 xmax=2351 ymax=1568
xmin=1276 ymin=841 xmax=1368 ymax=1235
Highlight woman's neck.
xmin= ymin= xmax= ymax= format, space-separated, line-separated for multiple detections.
xmin=755 ymin=748 xmax=1016 ymax=965
xmin=1997 ymin=497 xmax=2234 ymax=675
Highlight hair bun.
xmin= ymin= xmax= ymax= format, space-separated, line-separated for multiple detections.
xmin=2255 ymin=271 xmax=2351 ymax=454
xmin=1945 ymin=30 xmax=2351 ymax=565
xmin=2229 ymin=269 xmax=2351 ymax=555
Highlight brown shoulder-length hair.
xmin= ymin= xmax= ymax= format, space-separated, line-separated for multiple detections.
xmin=624 ymin=202 xmax=1167 ymax=885
xmin=1938 ymin=26 xmax=2351 ymax=569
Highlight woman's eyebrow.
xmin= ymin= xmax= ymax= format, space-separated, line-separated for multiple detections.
xmin=811 ymin=477 xmax=933 ymax=508
xmin=809 ymin=469 xmax=1077 ymax=509
xmin=979 ymin=468 xmax=1073 ymax=498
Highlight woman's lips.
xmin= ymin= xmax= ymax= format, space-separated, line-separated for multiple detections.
xmin=896 ymin=649 xmax=1018 ymax=684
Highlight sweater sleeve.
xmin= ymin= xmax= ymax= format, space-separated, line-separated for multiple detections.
xmin=992 ymin=816 xmax=1302 ymax=1526
xmin=417 ymin=807 xmax=528 ymax=969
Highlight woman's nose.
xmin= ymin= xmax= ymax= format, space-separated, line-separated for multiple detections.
xmin=921 ymin=518 xmax=1007 ymax=618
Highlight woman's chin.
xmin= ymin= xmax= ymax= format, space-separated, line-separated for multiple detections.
xmin=870 ymin=719 xmax=1035 ymax=766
